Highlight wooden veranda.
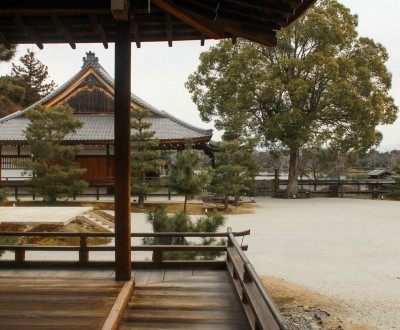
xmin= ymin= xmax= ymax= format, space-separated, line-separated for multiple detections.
xmin=0 ymin=229 xmax=289 ymax=329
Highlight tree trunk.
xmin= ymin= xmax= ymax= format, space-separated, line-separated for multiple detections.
xmin=285 ymin=150 xmax=299 ymax=198
xmin=138 ymin=194 xmax=145 ymax=208
xmin=184 ymin=194 xmax=188 ymax=212
xmin=224 ymin=195 xmax=229 ymax=211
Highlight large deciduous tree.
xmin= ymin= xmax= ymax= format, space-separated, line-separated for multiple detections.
xmin=12 ymin=49 xmax=56 ymax=107
xmin=186 ymin=0 xmax=398 ymax=198
xmin=22 ymin=104 xmax=87 ymax=203
xmin=131 ymin=107 xmax=164 ymax=208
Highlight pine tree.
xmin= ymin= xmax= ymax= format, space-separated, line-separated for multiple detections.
xmin=210 ymin=138 xmax=260 ymax=211
xmin=11 ymin=49 xmax=56 ymax=106
xmin=0 ymin=45 xmax=21 ymax=117
xmin=0 ymin=44 xmax=16 ymax=62
xmin=144 ymin=208 xmax=225 ymax=260
xmin=130 ymin=107 xmax=164 ymax=208
xmin=22 ymin=104 xmax=87 ymax=203
xmin=168 ymin=141 xmax=209 ymax=212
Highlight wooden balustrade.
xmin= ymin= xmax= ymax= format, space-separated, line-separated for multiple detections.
xmin=0 ymin=230 xmax=250 ymax=268
xmin=0 ymin=228 xmax=290 ymax=330
xmin=226 ymin=227 xmax=290 ymax=330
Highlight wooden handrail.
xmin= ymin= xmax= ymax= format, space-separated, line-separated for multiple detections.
xmin=0 ymin=230 xmax=250 ymax=238
xmin=226 ymin=227 xmax=290 ymax=330
xmin=0 ymin=230 xmax=250 ymax=265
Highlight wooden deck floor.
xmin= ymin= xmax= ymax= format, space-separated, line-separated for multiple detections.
xmin=0 ymin=268 xmax=250 ymax=330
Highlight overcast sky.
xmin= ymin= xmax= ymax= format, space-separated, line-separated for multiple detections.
xmin=1 ymin=1 xmax=399 ymax=150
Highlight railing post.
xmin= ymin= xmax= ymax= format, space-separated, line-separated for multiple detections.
xmin=152 ymin=251 xmax=163 ymax=263
xmin=79 ymin=234 xmax=89 ymax=264
xmin=15 ymin=249 xmax=25 ymax=263
xmin=243 ymin=265 xmax=252 ymax=283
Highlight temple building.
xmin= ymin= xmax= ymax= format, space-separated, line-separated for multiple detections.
xmin=0 ymin=52 xmax=213 ymax=195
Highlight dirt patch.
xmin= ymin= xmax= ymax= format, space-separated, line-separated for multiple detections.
xmin=8 ymin=200 xmax=258 ymax=215
xmin=261 ymin=276 xmax=378 ymax=330
xmin=0 ymin=220 xmax=111 ymax=246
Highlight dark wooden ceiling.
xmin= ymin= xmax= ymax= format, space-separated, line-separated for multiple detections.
xmin=0 ymin=0 xmax=317 ymax=49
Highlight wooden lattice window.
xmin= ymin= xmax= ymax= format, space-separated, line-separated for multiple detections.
xmin=1 ymin=156 xmax=31 ymax=169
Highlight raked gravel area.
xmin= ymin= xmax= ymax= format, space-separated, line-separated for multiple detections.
xmin=223 ymin=197 xmax=400 ymax=330
xmin=127 ymin=197 xmax=399 ymax=329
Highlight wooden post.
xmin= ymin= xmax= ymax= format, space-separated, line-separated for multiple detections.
xmin=79 ymin=234 xmax=89 ymax=264
xmin=114 ymin=19 xmax=132 ymax=281
xmin=15 ymin=249 xmax=25 ymax=263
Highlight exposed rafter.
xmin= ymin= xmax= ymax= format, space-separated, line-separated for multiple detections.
xmin=130 ymin=14 xmax=141 ymax=48
xmin=90 ymin=14 xmax=109 ymax=49
xmin=0 ymin=0 xmax=317 ymax=48
xmin=165 ymin=12 xmax=173 ymax=47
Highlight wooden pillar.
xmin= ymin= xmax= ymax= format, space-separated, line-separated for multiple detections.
xmin=114 ymin=19 xmax=132 ymax=281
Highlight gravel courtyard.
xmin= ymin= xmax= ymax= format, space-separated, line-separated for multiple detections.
xmin=224 ymin=197 xmax=400 ymax=330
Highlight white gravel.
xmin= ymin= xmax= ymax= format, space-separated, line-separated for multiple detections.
xmin=223 ymin=197 xmax=400 ymax=330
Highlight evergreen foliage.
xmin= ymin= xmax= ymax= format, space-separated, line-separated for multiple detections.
xmin=210 ymin=138 xmax=260 ymax=210
xmin=186 ymin=0 xmax=398 ymax=198
xmin=0 ymin=188 xmax=8 ymax=204
xmin=168 ymin=142 xmax=209 ymax=212
xmin=131 ymin=107 xmax=164 ymax=208
xmin=0 ymin=44 xmax=16 ymax=62
xmin=0 ymin=45 xmax=20 ymax=117
xmin=144 ymin=208 xmax=226 ymax=260
xmin=11 ymin=49 xmax=56 ymax=107
xmin=21 ymin=104 xmax=87 ymax=203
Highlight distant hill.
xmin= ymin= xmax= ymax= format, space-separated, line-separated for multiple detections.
xmin=377 ymin=144 xmax=400 ymax=152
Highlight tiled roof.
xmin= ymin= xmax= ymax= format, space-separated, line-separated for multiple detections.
xmin=367 ymin=169 xmax=391 ymax=176
xmin=0 ymin=115 xmax=211 ymax=143
xmin=0 ymin=52 xmax=212 ymax=143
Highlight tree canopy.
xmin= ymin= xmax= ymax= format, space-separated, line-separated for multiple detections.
xmin=22 ymin=104 xmax=87 ymax=203
xmin=186 ymin=0 xmax=398 ymax=198
xmin=209 ymin=138 xmax=260 ymax=210
xmin=168 ymin=142 xmax=209 ymax=212
xmin=0 ymin=44 xmax=16 ymax=62
xmin=0 ymin=45 xmax=20 ymax=117
xmin=11 ymin=49 xmax=56 ymax=107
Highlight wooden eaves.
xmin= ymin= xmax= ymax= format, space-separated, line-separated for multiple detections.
xmin=0 ymin=0 xmax=317 ymax=49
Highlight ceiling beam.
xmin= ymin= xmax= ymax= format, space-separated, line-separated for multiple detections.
xmin=165 ymin=12 xmax=173 ymax=47
xmin=51 ymin=14 xmax=63 ymax=33
xmin=151 ymin=0 xmax=225 ymax=39
xmin=90 ymin=14 xmax=109 ymax=49
xmin=153 ymin=0 xmax=277 ymax=46
xmin=130 ymin=14 xmax=141 ymax=48
xmin=14 ymin=14 xmax=27 ymax=34
xmin=63 ymin=26 xmax=76 ymax=49
xmin=51 ymin=14 xmax=76 ymax=49
xmin=26 ymin=26 xmax=44 ymax=49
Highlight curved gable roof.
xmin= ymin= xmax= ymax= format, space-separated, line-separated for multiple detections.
xmin=0 ymin=52 xmax=212 ymax=143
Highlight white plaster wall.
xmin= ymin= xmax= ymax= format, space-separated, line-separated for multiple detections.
xmin=1 ymin=169 xmax=31 ymax=180
xmin=1 ymin=146 xmax=19 ymax=155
